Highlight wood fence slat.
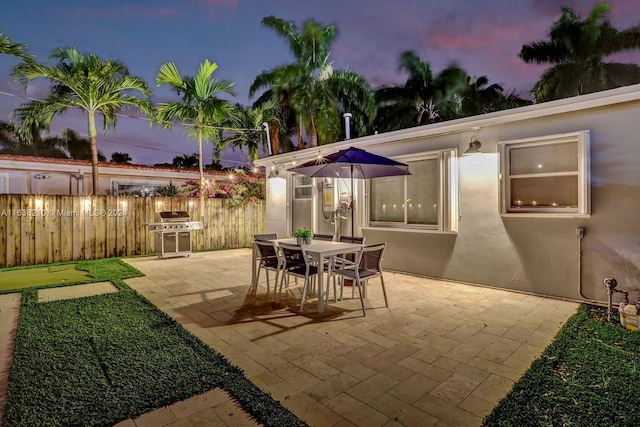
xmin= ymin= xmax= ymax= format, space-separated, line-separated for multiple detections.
xmin=6 ymin=195 xmax=19 ymax=267
xmin=0 ymin=195 xmax=7 ymax=267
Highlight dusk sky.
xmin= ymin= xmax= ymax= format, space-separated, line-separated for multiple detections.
xmin=2 ymin=0 xmax=640 ymax=167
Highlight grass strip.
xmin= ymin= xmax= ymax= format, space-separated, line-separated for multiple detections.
xmin=3 ymin=258 xmax=305 ymax=427
xmin=482 ymin=304 xmax=640 ymax=426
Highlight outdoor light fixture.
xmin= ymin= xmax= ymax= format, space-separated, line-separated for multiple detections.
xmin=463 ymin=135 xmax=482 ymax=156
xmin=268 ymin=168 xmax=280 ymax=179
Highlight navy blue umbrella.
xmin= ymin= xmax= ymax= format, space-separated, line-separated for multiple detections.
xmin=289 ymin=147 xmax=410 ymax=179
xmin=289 ymin=147 xmax=411 ymax=235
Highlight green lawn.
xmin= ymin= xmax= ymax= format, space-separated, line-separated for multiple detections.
xmin=483 ymin=304 xmax=640 ymax=426
xmin=2 ymin=258 xmax=305 ymax=427
xmin=0 ymin=263 xmax=91 ymax=292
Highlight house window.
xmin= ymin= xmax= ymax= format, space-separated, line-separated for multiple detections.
xmin=368 ymin=149 xmax=457 ymax=232
xmin=0 ymin=173 xmax=8 ymax=193
xmin=111 ymin=179 xmax=166 ymax=197
xmin=498 ymin=130 xmax=590 ymax=216
xmin=293 ymin=175 xmax=312 ymax=199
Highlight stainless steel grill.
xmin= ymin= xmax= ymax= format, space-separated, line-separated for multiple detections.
xmin=147 ymin=211 xmax=203 ymax=259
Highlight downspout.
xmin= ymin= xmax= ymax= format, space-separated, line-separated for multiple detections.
xmin=263 ymin=122 xmax=272 ymax=156
xmin=79 ymin=169 xmax=84 ymax=195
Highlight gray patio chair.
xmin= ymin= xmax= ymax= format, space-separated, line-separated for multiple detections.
xmin=313 ymin=233 xmax=334 ymax=241
xmin=254 ymin=240 xmax=283 ymax=296
xmin=253 ymin=233 xmax=277 ymax=241
xmin=277 ymin=242 xmax=320 ymax=311
xmin=328 ymin=243 xmax=388 ymax=316
xmin=331 ymin=235 xmax=366 ymax=280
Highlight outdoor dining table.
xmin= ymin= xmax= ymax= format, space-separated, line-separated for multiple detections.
xmin=251 ymin=237 xmax=364 ymax=313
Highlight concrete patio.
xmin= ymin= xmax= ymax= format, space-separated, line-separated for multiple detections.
xmin=123 ymin=249 xmax=579 ymax=427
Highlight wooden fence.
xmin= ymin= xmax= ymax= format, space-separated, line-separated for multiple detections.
xmin=0 ymin=195 xmax=266 ymax=267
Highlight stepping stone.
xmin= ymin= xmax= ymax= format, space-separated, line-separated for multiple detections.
xmin=38 ymin=281 xmax=119 ymax=303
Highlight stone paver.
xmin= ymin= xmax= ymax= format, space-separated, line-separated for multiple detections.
xmin=37 ymin=281 xmax=118 ymax=302
xmin=124 ymin=249 xmax=579 ymax=427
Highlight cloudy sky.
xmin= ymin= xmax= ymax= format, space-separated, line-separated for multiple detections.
xmin=1 ymin=0 xmax=640 ymax=167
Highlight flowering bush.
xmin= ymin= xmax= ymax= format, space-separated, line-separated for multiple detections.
xmin=182 ymin=169 xmax=265 ymax=206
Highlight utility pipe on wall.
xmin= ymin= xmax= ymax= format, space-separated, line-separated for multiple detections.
xmin=343 ymin=113 xmax=352 ymax=141
xmin=576 ymin=226 xmax=605 ymax=305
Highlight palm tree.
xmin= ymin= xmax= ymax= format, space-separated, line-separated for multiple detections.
xmin=12 ymin=47 xmax=153 ymax=194
xmin=110 ymin=152 xmax=132 ymax=164
xmin=172 ymin=153 xmax=199 ymax=169
xmin=0 ymin=121 xmax=68 ymax=158
xmin=155 ymin=59 xmax=235 ymax=202
xmin=0 ymin=25 xmax=31 ymax=61
xmin=250 ymin=16 xmax=376 ymax=148
xmin=224 ymin=101 xmax=280 ymax=162
xmin=60 ymin=128 xmax=106 ymax=161
xmin=459 ymin=76 xmax=531 ymax=116
xmin=520 ymin=2 xmax=640 ymax=102
xmin=375 ymin=51 xmax=467 ymax=132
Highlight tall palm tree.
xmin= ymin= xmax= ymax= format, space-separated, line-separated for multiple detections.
xmin=0 ymin=25 xmax=32 ymax=61
xmin=520 ymin=2 xmax=640 ymax=102
xmin=224 ymin=101 xmax=280 ymax=162
xmin=155 ymin=59 xmax=235 ymax=200
xmin=172 ymin=153 xmax=199 ymax=169
xmin=375 ymin=51 xmax=467 ymax=132
xmin=110 ymin=152 xmax=132 ymax=164
xmin=0 ymin=121 xmax=67 ymax=158
xmin=250 ymin=16 xmax=376 ymax=148
xmin=60 ymin=128 xmax=106 ymax=161
xmin=12 ymin=47 xmax=153 ymax=194
xmin=459 ymin=76 xmax=531 ymax=116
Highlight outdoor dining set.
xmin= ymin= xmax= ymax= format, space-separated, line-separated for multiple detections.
xmin=250 ymin=233 xmax=388 ymax=316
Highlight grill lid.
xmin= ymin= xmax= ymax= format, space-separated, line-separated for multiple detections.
xmin=158 ymin=211 xmax=190 ymax=220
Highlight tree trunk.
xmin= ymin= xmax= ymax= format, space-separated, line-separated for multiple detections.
xmin=271 ymin=121 xmax=280 ymax=155
xmin=88 ymin=111 xmax=99 ymax=195
xmin=309 ymin=117 xmax=318 ymax=147
xmin=198 ymin=131 xmax=204 ymax=218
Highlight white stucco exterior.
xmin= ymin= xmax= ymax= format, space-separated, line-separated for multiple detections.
xmin=255 ymin=84 xmax=640 ymax=304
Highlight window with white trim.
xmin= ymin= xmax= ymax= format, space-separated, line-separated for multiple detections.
xmin=293 ymin=175 xmax=312 ymax=199
xmin=368 ymin=149 xmax=458 ymax=232
xmin=498 ymin=130 xmax=590 ymax=216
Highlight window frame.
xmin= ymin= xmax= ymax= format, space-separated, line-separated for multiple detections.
xmin=366 ymin=148 xmax=458 ymax=232
xmin=0 ymin=172 xmax=8 ymax=194
xmin=292 ymin=174 xmax=313 ymax=199
xmin=498 ymin=130 xmax=590 ymax=217
xmin=110 ymin=178 xmax=167 ymax=197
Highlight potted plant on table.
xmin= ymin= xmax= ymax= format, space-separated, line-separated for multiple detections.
xmin=292 ymin=228 xmax=313 ymax=245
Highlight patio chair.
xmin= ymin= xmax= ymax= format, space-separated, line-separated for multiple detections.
xmin=253 ymin=233 xmax=277 ymax=242
xmin=338 ymin=236 xmax=365 ymax=245
xmin=331 ymin=235 xmax=366 ymax=287
xmin=277 ymin=242 xmax=320 ymax=311
xmin=328 ymin=243 xmax=388 ymax=316
xmin=251 ymin=233 xmax=279 ymax=293
xmin=254 ymin=240 xmax=283 ymax=295
xmin=313 ymin=233 xmax=334 ymax=241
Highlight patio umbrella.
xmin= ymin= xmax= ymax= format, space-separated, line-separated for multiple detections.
xmin=289 ymin=147 xmax=411 ymax=236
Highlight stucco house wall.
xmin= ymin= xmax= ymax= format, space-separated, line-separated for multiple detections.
xmin=255 ymin=84 xmax=640 ymax=304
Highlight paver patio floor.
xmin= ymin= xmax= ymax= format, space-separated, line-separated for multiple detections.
xmin=124 ymin=249 xmax=579 ymax=427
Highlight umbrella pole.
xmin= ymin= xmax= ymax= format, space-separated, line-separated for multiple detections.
xmin=351 ymin=165 xmax=355 ymax=237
